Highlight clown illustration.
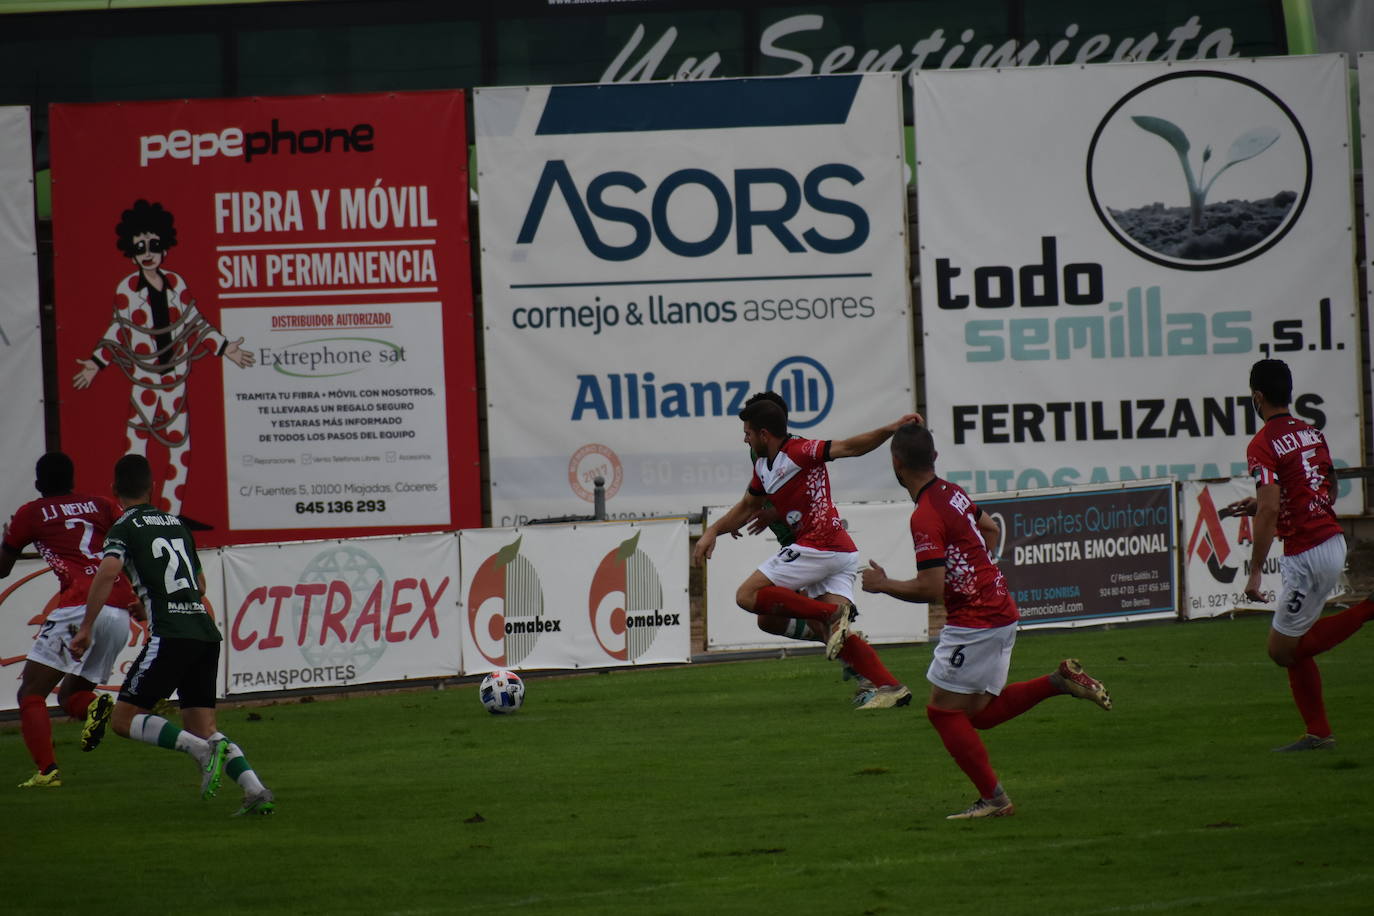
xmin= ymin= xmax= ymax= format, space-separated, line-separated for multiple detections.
xmin=72 ymin=199 xmax=253 ymax=523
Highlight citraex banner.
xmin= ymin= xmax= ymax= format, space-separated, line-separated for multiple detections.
xmin=914 ymin=55 xmax=1362 ymax=511
xmin=475 ymin=75 xmax=913 ymax=524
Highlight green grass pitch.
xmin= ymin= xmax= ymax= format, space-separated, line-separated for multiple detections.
xmin=4 ymin=613 xmax=1372 ymax=915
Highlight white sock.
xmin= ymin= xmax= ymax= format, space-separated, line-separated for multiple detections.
xmin=129 ymin=714 xmax=210 ymax=761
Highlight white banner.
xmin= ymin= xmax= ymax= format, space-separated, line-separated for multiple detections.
xmin=1361 ymin=53 xmax=1374 ymax=420
xmin=459 ymin=519 xmax=690 ymax=673
xmin=914 ymin=55 xmax=1363 ymax=512
xmin=220 ymin=301 xmax=451 ymax=530
xmin=0 ymin=548 xmax=226 ymax=711
xmin=221 ymin=532 xmax=460 ymax=695
xmin=0 ymin=107 xmax=43 ymax=519
xmin=475 ymin=74 xmax=914 ymax=525
xmin=1178 ymin=478 xmax=1283 ymax=619
xmin=703 ymin=501 xmax=928 ymax=651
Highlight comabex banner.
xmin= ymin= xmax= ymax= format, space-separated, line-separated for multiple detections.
xmin=914 ymin=55 xmax=1362 ymax=512
xmin=459 ymin=520 xmax=690 ymax=674
xmin=0 ymin=107 xmax=44 ymax=519
xmin=50 ymin=91 xmax=479 ymax=547
xmin=475 ymin=74 xmax=913 ymax=525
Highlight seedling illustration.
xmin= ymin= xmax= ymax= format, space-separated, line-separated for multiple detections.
xmin=1130 ymin=115 xmax=1279 ymax=231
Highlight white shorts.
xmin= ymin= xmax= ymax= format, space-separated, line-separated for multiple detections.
xmin=1272 ymin=533 xmax=1346 ymax=638
xmin=27 ymin=604 xmax=130 ymax=685
xmin=757 ymin=546 xmax=859 ymax=601
xmin=927 ymin=622 xmax=1017 ymax=695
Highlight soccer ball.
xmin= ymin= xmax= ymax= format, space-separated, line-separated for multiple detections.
xmin=479 ymin=669 xmax=525 ymax=714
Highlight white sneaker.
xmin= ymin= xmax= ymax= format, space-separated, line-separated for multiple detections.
xmin=824 ymin=603 xmax=856 ymax=660
xmin=854 ymin=685 xmax=913 ymax=710
xmin=946 ymin=792 xmax=1015 ymax=820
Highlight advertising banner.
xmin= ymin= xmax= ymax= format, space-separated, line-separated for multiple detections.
xmin=460 ymin=520 xmax=690 ymax=674
xmin=976 ymin=480 xmax=1177 ymax=627
xmin=702 ymin=500 xmax=928 ymax=651
xmin=1179 ymin=477 xmax=1282 ymax=619
xmin=0 ymin=106 xmax=44 ymax=519
xmin=475 ymin=74 xmax=914 ymax=525
xmin=220 ymin=532 xmax=460 ymax=695
xmin=0 ymin=548 xmax=227 ymax=711
xmin=50 ymin=91 xmax=479 ymax=547
xmin=1361 ymin=53 xmax=1374 ymax=414
xmin=914 ymin=55 xmax=1363 ymax=512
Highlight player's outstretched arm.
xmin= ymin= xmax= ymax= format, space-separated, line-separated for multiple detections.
xmin=829 ymin=412 xmax=924 ymax=459
xmin=861 ymin=559 xmax=943 ymax=603
xmin=1243 ymin=484 xmax=1280 ymax=602
xmin=692 ymin=491 xmax=764 ymax=564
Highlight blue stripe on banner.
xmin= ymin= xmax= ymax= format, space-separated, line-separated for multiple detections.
xmin=535 ymin=76 xmax=862 ymax=135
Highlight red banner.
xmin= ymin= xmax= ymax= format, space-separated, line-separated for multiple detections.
xmin=51 ymin=91 xmax=478 ymax=546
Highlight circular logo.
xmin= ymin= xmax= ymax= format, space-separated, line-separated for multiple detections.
xmin=1086 ymin=70 xmax=1311 ymax=270
xmin=568 ymin=443 xmax=624 ymax=503
xmin=765 ymin=356 xmax=834 ymax=429
xmin=294 ymin=545 xmax=389 ymax=677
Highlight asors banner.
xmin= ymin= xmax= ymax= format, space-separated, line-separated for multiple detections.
xmin=50 ymin=91 xmax=479 ymax=547
xmin=476 ymin=74 xmax=914 ymax=525
xmin=221 ymin=532 xmax=459 ymax=695
xmin=460 ymin=520 xmax=690 ymax=673
xmin=0 ymin=107 xmax=44 ymax=521
xmin=914 ymin=55 xmax=1362 ymax=512
xmin=978 ymin=480 xmax=1177 ymax=627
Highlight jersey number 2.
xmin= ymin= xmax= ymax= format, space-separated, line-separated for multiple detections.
xmin=152 ymin=537 xmax=195 ymax=594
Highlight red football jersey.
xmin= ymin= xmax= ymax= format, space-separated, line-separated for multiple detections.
xmin=748 ymin=437 xmax=856 ymax=553
xmin=3 ymin=493 xmax=136 ymax=608
xmin=1246 ymin=414 xmax=1342 ymax=556
xmin=910 ymin=478 xmax=1018 ymax=629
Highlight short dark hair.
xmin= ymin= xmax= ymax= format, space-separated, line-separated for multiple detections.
xmin=744 ymin=390 xmax=788 ymax=417
xmin=891 ymin=422 xmax=935 ymax=472
xmin=35 ymin=452 xmax=74 ymax=497
xmin=739 ymin=398 xmax=787 ymax=437
xmin=113 ymin=454 xmax=154 ymax=501
xmin=115 ymin=200 xmax=177 ymax=257
xmin=1250 ymin=359 xmax=1292 ymax=407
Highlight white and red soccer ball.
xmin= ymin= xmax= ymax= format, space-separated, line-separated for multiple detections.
xmin=479 ymin=669 xmax=525 ymax=714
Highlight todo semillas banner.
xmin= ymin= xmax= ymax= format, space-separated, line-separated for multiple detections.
xmin=914 ymin=55 xmax=1362 ymax=512
xmin=476 ymin=75 xmax=913 ymax=525
xmin=50 ymin=92 xmax=479 ymax=547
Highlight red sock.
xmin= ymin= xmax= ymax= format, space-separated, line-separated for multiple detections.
xmin=752 ymin=585 xmax=836 ymax=621
xmin=1296 ymin=602 xmax=1374 ymax=659
xmin=926 ymin=705 xmax=999 ymax=798
xmin=1287 ymin=658 xmax=1331 ymax=737
xmin=19 ymin=695 xmax=56 ymax=771
xmin=837 ymin=635 xmax=900 ymax=687
xmin=969 ymin=676 xmax=1058 ymax=729
xmin=63 ymin=689 xmax=96 ymax=720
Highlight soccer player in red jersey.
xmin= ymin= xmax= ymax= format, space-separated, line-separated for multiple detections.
xmin=1224 ymin=359 xmax=1373 ymax=751
xmin=861 ymin=421 xmax=1112 ymax=818
xmin=692 ymin=397 xmax=920 ymax=709
xmin=1 ymin=452 xmax=137 ymax=787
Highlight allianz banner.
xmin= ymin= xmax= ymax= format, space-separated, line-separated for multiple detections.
xmin=914 ymin=55 xmax=1362 ymax=511
xmin=460 ymin=520 xmax=690 ymax=674
xmin=0 ymin=107 xmax=43 ymax=520
xmin=475 ymin=74 xmax=914 ymax=524
xmin=50 ymin=91 xmax=480 ymax=547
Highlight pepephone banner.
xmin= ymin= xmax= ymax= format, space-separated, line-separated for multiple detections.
xmin=459 ymin=520 xmax=690 ymax=674
xmin=914 ymin=55 xmax=1362 ymax=512
xmin=50 ymin=91 xmax=479 ymax=547
xmin=0 ymin=107 xmax=44 ymax=519
xmin=475 ymin=74 xmax=914 ymax=526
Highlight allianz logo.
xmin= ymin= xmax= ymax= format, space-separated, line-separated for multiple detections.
xmin=570 ymin=355 xmax=834 ymax=428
